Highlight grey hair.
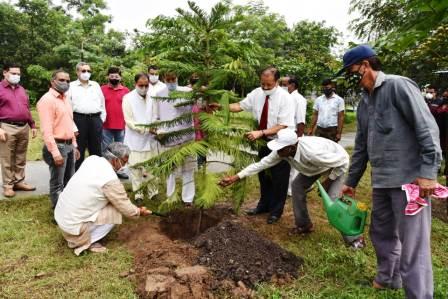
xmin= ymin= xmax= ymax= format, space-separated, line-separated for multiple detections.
xmin=76 ymin=62 xmax=89 ymax=72
xmin=103 ymin=142 xmax=130 ymax=161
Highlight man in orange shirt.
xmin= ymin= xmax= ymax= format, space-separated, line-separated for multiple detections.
xmin=37 ymin=69 xmax=80 ymax=208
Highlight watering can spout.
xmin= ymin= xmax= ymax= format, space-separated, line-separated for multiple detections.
xmin=315 ymin=180 xmax=367 ymax=236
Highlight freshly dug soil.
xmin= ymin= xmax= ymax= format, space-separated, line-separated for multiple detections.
xmin=195 ymin=220 xmax=304 ymax=288
xmin=117 ymin=206 xmax=303 ymax=298
xmin=159 ymin=207 xmax=232 ymax=240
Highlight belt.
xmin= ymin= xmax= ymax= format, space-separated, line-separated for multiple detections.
xmin=1 ymin=120 xmax=27 ymax=126
xmin=317 ymin=126 xmax=338 ymax=130
xmin=74 ymin=112 xmax=101 ymax=117
xmin=55 ymin=139 xmax=72 ymax=145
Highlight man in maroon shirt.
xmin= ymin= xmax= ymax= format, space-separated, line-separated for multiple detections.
xmin=101 ymin=67 xmax=129 ymax=178
xmin=0 ymin=63 xmax=37 ymax=197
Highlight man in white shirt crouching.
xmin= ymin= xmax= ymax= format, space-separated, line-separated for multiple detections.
xmin=220 ymin=128 xmax=365 ymax=249
xmin=54 ymin=142 xmax=151 ymax=255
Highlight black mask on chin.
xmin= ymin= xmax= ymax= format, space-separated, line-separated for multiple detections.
xmin=109 ymin=79 xmax=120 ymax=86
xmin=323 ymin=88 xmax=334 ymax=97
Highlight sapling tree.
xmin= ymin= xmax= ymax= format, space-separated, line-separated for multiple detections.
xmin=137 ymin=1 xmax=265 ymax=212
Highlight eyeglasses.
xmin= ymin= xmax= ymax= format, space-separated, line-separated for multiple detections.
xmin=81 ymin=70 xmax=91 ymax=73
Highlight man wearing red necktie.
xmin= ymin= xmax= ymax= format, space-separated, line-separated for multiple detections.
xmin=221 ymin=66 xmax=295 ymax=224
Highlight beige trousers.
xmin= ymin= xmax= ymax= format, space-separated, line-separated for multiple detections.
xmin=129 ymin=150 xmax=159 ymax=199
xmin=0 ymin=123 xmax=30 ymax=187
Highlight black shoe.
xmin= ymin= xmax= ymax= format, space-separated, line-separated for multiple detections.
xmin=245 ymin=208 xmax=266 ymax=216
xmin=267 ymin=215 xmax=280 ymax=224
xmin=117 ymin=172 xmax=129 ymax=179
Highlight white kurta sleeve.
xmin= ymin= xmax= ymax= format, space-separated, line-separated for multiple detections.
xmin=237 ymin=151 xmax=282 ymax=179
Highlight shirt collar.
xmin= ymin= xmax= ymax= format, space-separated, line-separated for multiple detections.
xmin=49 ymin=88 xmax=65 ymax=99
xmin=75 ymin=79 xmax=92 ymax=86
xmin=373 ymin=71 xmax=386 ymax=89
xmin=1 ymin=79 xmax=19 ymax=89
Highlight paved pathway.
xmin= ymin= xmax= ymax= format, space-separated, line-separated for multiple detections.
xmin=0 ymin=132 xmax=356 ymax=199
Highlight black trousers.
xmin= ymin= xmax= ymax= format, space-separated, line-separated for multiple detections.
xmin=256 ymin=145 xmax=291 ymax=217
xmin=73 ymin=112 xmax=103 ymax=170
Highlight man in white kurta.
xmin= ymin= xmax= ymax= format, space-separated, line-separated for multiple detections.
xmin=220 ymin=129 xmax=364 ymax=248
xmin=54 ymin=142 xmax=151 ymax=255
xmin=156 ymin=72 xmax=195 ymax=204
xmin=122 ymin=75 xmax=159 ymax=201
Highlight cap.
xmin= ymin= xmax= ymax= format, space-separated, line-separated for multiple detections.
xmin=336 ymin=44 xmax=377 ymax=76
xmin=267 ymin=129 xmax=298 ymax=151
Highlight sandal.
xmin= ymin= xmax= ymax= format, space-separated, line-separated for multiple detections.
xmin=89 ymin=242 xmax=107 ymax=253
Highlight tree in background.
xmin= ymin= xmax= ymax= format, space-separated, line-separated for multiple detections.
xmin=349 ymin=0 xmax=448 ymax=88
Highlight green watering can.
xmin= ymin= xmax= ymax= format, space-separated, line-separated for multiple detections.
xmin=316 ymin=180 xmax=368 ymax=236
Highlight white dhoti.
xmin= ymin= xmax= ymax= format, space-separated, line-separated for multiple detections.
xmin=166 ymin=155 xmax=196 ymax=203
xmin=90 ymin=224 xmax=115 ymax=243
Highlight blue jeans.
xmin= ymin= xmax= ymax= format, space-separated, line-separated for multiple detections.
xmin=102 ymin=129 xmax=125 ymax=151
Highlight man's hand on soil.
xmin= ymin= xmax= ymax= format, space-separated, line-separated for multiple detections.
xmin=414 ymin=177 xmax=437 ymax=198
xmin=139 ymin=206 xmax=152 ymax=216
xmin=219 ymin=175 xmax=240 ymax=187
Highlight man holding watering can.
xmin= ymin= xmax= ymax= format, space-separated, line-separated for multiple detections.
xmin=219 ymin=128 xmax=365 ymax=249
xmin=339 ymin=45 xmax=441 ymax=298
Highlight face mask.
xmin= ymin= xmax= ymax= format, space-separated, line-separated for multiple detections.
xmin=281 ymin=86 xmax=288 ymax=92
xmin=323 ymin=88 xmax=334 ymax=97
xmin=263 ymin=86 xmax=276 ymax=96
xmin=53 ymin=81 xmax=70 ymax=94
xmin=149 ymin=75 xmax=159 ymax=84
xmin=425 ymin=93 xmax=434 ymax=100
xmin=345 ymin=67 xmax=364 ymax=89
xmin=167 ymin=82 xmax=178 ymax=91
xmin=80 ymin=72 xmax=91 ymax=81
xmin=109 ymin=79 xmax=120 ymax=86
xmin=136 ymin=87 xmax=148 ymax=97
xmin=7 ymin=74 xmax=20 ymax=85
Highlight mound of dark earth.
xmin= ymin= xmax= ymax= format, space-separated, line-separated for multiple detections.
xmin=194 ymin=220 xmax=304 ymax=288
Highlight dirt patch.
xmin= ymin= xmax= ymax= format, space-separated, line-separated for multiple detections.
xmin=117 ymin=206 xmax=303 ymax=298
xmin=117 ymin=217 xmax=213 ymax=298
xmin=159 ymin=207 xmax=231 ymax=240
xmin=195 ymin=220 xmax=303 ymax=288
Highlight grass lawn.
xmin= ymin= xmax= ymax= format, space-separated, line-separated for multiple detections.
xmin=1 ymin=163 xmax=447 ymax=298
xmin=27 ymin=110 xmax=44 ymax=161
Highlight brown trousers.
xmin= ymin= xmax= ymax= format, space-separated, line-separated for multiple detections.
xmin=0 ymin=123 xmax=30 ymax=187
xmin=315 ymin=126 xmax=338 ymax=142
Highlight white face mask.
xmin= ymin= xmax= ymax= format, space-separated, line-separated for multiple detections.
xmin=149 ymin=75 xmax=159 ymax=84
xmin=7 ymin=74 xmax=20 ymax=85
xmin=263 ymin=86 xmax=277 ymax=96
xmin=136 ymin=87 xmax=148 ymax=97
xmin=80 ymin=72 xmax=91 ymax=81
xmin=425 ymin=93 xmax=434 ymax=100
xmin=281 ymin=86 xmax=288 ymax=92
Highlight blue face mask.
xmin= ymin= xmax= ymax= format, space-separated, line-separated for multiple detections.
xmin=167 ymin=82 xmax=177 ymax=91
